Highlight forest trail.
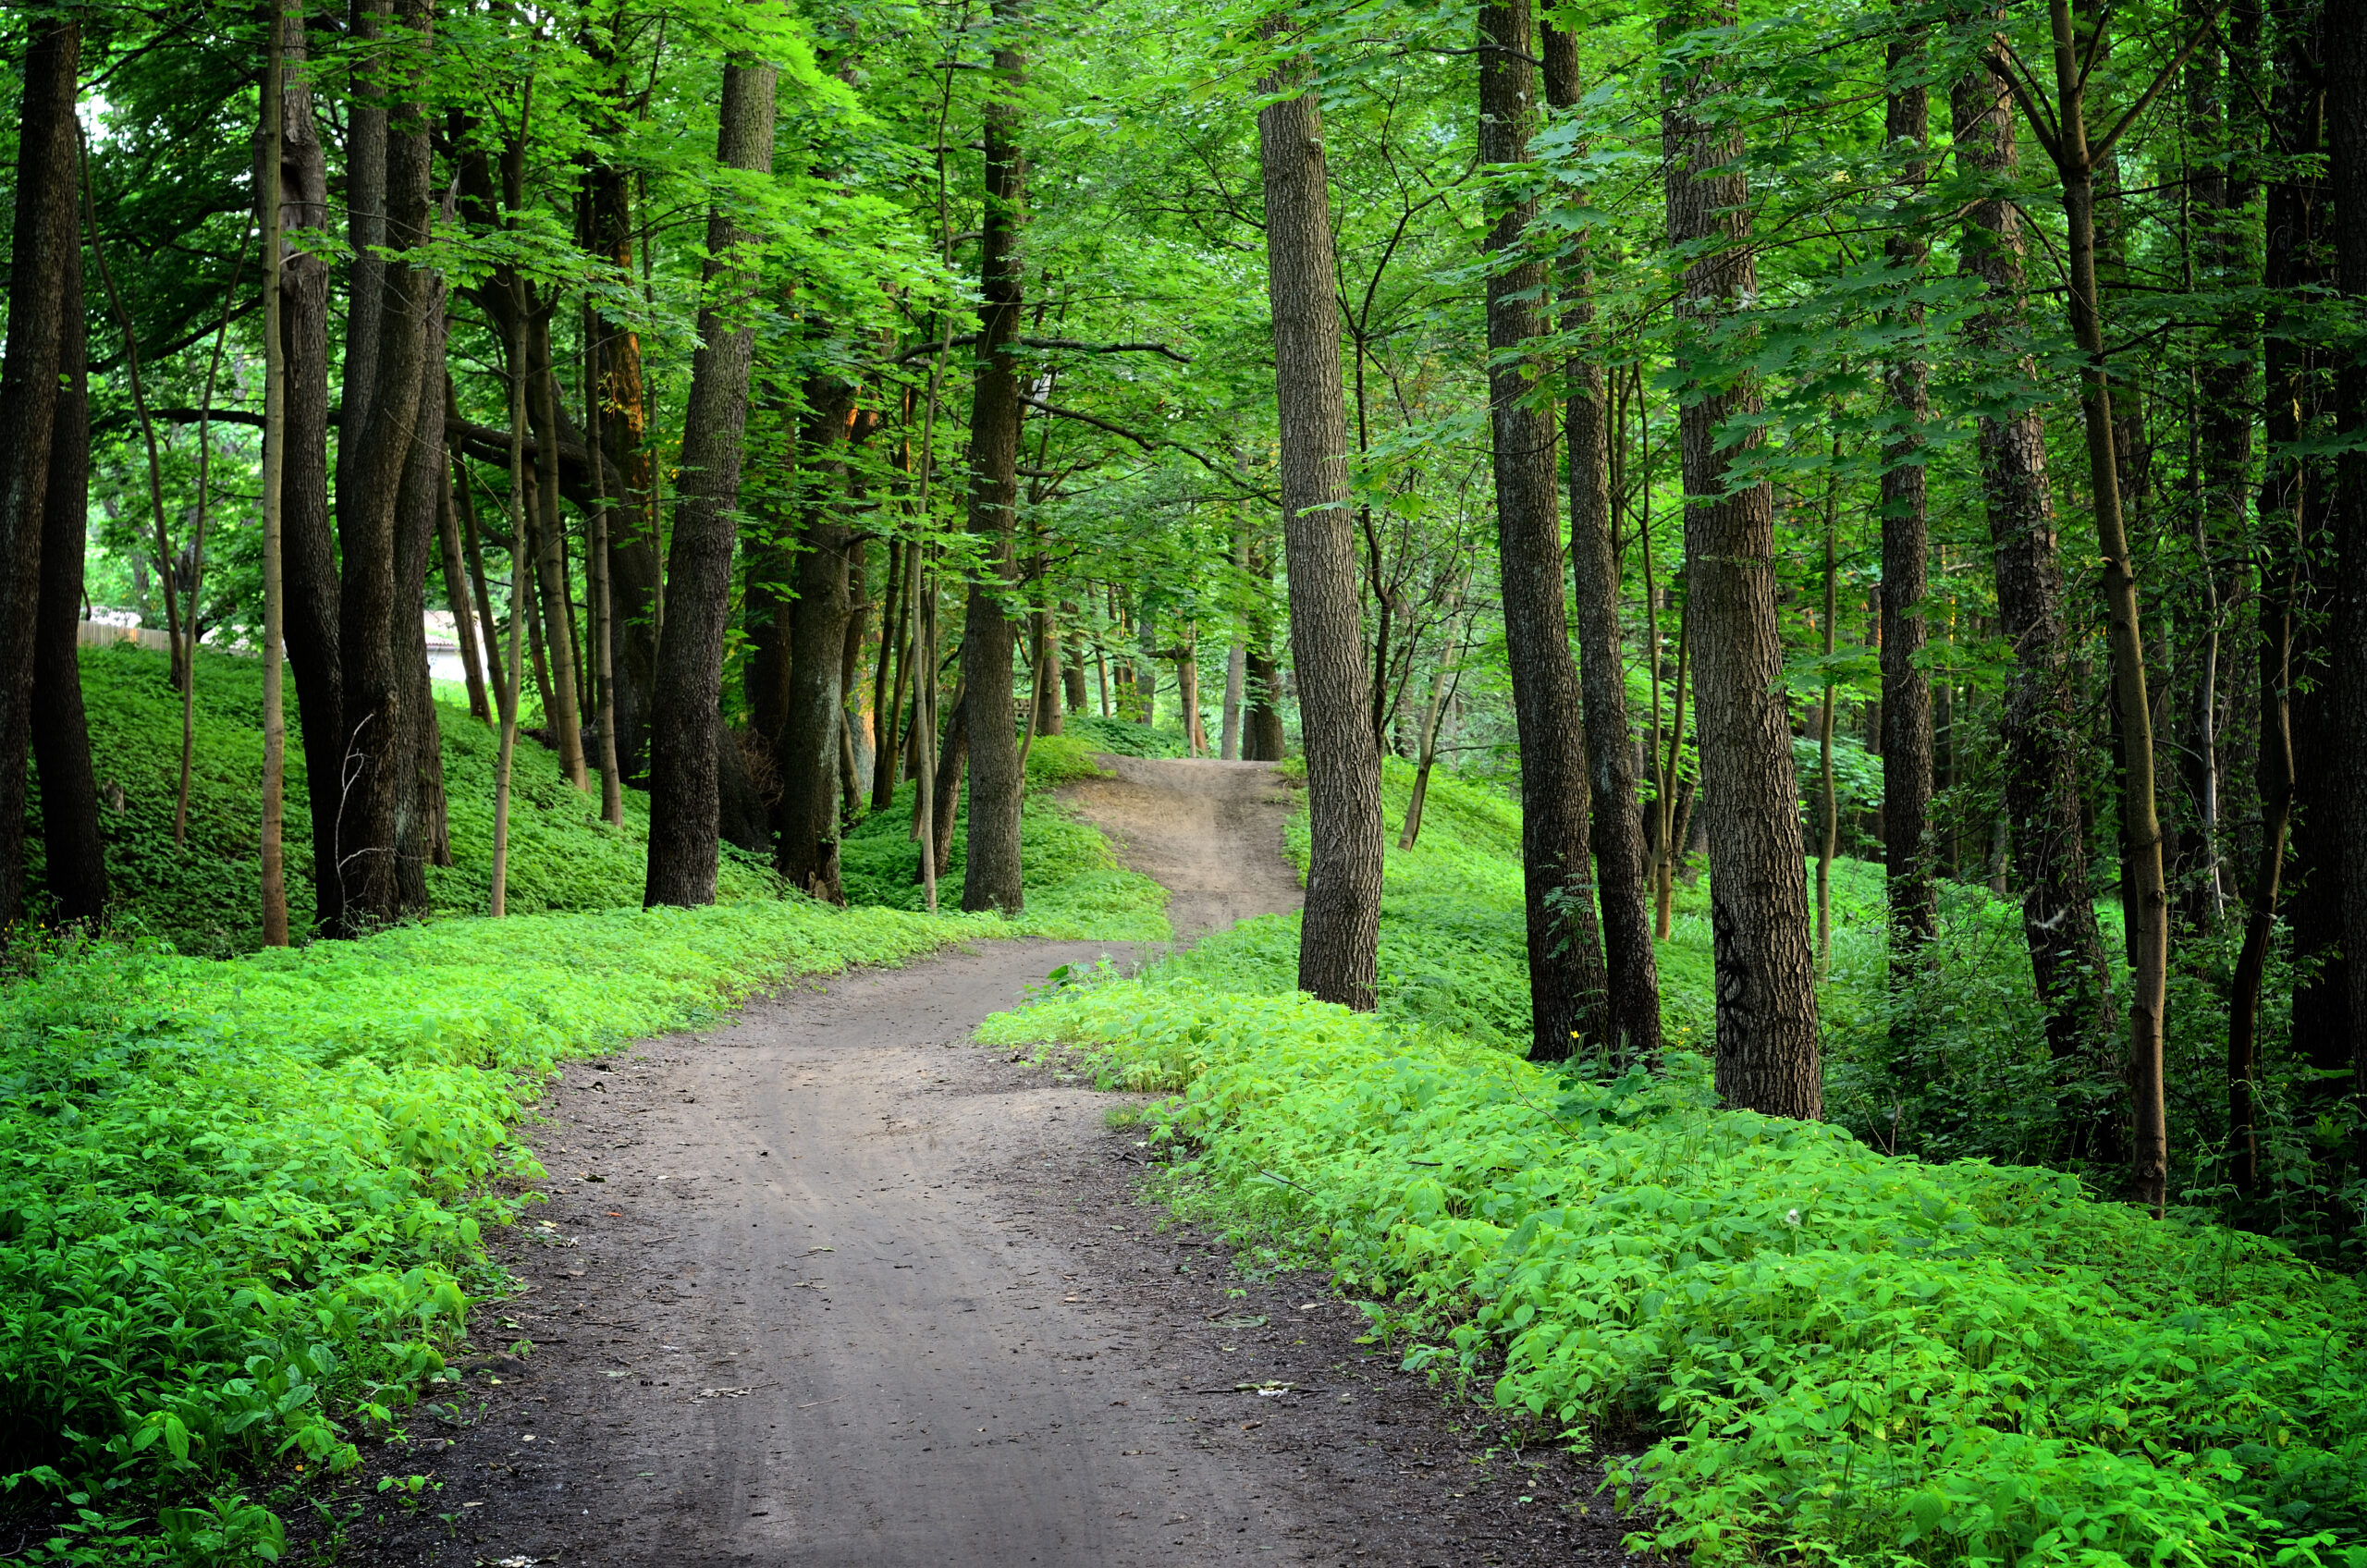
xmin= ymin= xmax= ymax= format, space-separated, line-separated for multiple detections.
xmin=338 ymin=759 xmax=1613 ymax=1568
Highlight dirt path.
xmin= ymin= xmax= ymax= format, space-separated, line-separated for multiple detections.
xmin=328 ymin=760 xmax=1625 ymax=1568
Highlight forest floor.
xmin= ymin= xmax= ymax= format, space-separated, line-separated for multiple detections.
xmin=313 ymin=758 xmax=1631 ymax=1568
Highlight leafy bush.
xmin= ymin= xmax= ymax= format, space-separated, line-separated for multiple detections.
xmin=982 ymin=758 xmax=2367 ymax=1567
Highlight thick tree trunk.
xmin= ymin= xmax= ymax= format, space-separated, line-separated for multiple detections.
xmin=582 ymin=302 xmax=622 ymax=825
xmin=775 ymin=375 xmax=859 ymax=902
xmin=1953 ymin=67 xmax=2117 ymax=1152
xmin=645 ymin=58 xmax=777 ymax=908
xmin=1662 ymin=0 xmax=1821 ymax=1116
xmin=21 ymin=23 xmax=103 ymax=928
xmin=280 ymin=3 xmax=339 ymax=937
xmin=956 ymin=0 xmax=1028 ymax=916
xmin=333 ymin=0 xmax=436 ymax=932
xmin=395 ymin=281 xmax=452 ymax=876
xmin=1481 ymin=0 xmax=1611 ymax=1063
xmin=1881 ymin=30 xmax=1939 ymax=957
xmin=1257 ymin=21 xmax=1384 ymax=1010
xmin=0 ymin=18 xmax=77 ymax=932
xmin=1544 ymin=18 xmax=1657 ymax=1066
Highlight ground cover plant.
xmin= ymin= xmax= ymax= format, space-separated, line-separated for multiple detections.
xmin=3 ymin=663 xmax=1162 ymax=1561
xmin=23 ymin=645 xmax=777 ymax=957
xmin=983 ymin=765 xmax=2367 ymax=1567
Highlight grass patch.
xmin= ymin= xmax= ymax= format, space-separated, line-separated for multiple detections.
xmin=983 ymin=758 xmax=2367 ymax=1567
xmin=25 ymin=644 xmax=775 ymax=956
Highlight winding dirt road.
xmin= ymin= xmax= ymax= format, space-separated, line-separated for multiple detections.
xmin=331 ymin=759 xmax=1625 ymax=1568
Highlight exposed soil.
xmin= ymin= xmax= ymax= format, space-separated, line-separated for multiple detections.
xmin=308 ymin=759 xmax=1637 ymax=1567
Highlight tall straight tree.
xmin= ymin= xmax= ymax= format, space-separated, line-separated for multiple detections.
xmin=334 ymin=0 xmax=438 ymax=929
xmin=1661 ymin=0 xmax=1821 ymax=1117
xmin=959 ymin=0 xmax=1028 ymax=915
xmin=1879 ymin=23 xmax=1938 ymax=958
xmin=0 ymin=15 xmax=80 ymax=933
xmin=1952 ymin=61 xmax=2116 ymax=1154
xmin=33 ymin=164 xmax=108 ymax=926
xmin=1543 ymin=18 xmax=1660 ymax=1066
xmin=1255 ymin=18 xmax=1384 ymax=1010
xmin=1485 ymin=0 xmax=1611 ymax=1062
xmin=777 ymin=369 xmax=861 ymax=902
xmin=279 ymin=0 xmax=341 ymax=937
xmin=260 ymin=0 xmax=292 ymax=947
xmin=1987 ymin=2 xmax=2189 ymax=1209
xmin=645 ymin=56 xmax=779 ymax=908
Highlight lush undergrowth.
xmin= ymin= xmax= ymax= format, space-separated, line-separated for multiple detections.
xmin=0 ymin=900 xmax=1007 ymax=1561
xmin=838 ymin=731 xmax=1169 ymax=938
xmin=983 ymin=759 xmax=2367 ymax=1567
xmin=6 ymin=655 xmax=1163 ymax=1561
xmin=24 ymin=644 xmax=774 ymax=956
xmin=1060 ymin=714 xmax=1191 ymax=758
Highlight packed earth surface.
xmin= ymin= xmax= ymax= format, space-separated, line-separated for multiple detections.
xmin=311 ymin=758 xmax=1637 ymax=1567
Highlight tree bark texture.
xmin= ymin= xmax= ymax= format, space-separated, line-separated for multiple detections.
xmin=1662 ymin=1 xmax=1821 ymax=1117
xmin=1257 ymin=25 xmax=1385 ymax=1010
xmin=278 ymin=0 xmax=342 ymax=935
xmin=644 ymin=58 xmax=777 ymax=908
xmin=958 ymin=0 xmax=1028 ymax=916
xmin=332 ymin=0 xmax=436 ymax=931
xmin=1953 ymin=67 xmax=2117 ymax=1147
xmin=28 ymin=27 xmax=107 ymax=927
xmin=1881 ymin=30 xmax=1939 ymax=956
xmin=775 ymin=374 xmax=860 ymax=902
xmin=1544 ymin=17 xmax=1658 ymax=1066
xmin=526 ymin=310 xmax=588 ymax=788
xmin=0 ymin=17 xmax=79 ymax=932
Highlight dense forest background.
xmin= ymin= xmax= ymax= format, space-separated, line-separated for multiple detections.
xmin=5 ymin=0 xmax=2367 ymax=1352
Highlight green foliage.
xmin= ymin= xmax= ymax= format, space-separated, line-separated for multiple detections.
xmin=0 ymin=897 xmax=1004 ymax=1545
xmin=1061 ymin=716 xmax=1191 ymax=759
xmin=984 ymin=761 xmax=2367 ymax=1567
xmin=25 ymin=645 xmax=772 ymax=957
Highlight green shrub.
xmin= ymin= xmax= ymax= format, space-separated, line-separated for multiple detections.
xmin=1062 ymin=714 xmax=1190 ymax=758
xmin=982 ymin=757 xmax=2367 ymax=1567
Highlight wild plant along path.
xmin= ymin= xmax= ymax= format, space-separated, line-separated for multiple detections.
xmin=342 ymin=759 xmax=1620 ymax=1567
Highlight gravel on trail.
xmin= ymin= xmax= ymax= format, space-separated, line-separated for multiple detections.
xmin=309 ymin=759 xmax=1641 ymax=1567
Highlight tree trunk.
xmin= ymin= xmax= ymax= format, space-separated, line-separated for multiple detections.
xmin=2024 ymin=0 xmax=2172 ymax=1211
xmin=644 ymin=58 xmax=778 ymax=909
xmin=1257 ymin=19 xmax=1385 ymax=1010
xmin=932 ymin=682 xmax=967 ymax=882
xmin=1953 ymin=66 xmax=2118 ymax=1152
xmin=583 ymin=158 xmax=661 ymax=781
xmin=525 ymin=310 xmax=588 ymax=789
xmin=957 ymin=0 xmax=1028 ymax=916
xmin=2329 ymin=0 xmax=2367 ymax=1113
xmin=583 ymin=301 xmax=623 ymax=824
xmin=436 ymin=457 xmax=492 ymax=722
xmin=775 ymin=375 xmax=859 ymax=902
xmin=14 ymin=20 xmax=95 ymax=928
xmin=1662 ymin=0 xmax=1821 ymax=1116
xmin=840 ymin=534 xmax=871 ymax=817
xmin=1544 ymin=18 xmax=1657 ymax=1066
xmin=259 ymin=2 xmax=294 ymax=947
xmin=1880 ymin=27 xmax=1939 ymax=957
